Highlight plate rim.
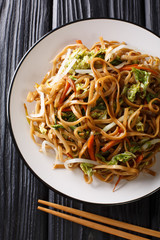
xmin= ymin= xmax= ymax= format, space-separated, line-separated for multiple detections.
xmin=7 ymin=17 xmax=160 ymax=205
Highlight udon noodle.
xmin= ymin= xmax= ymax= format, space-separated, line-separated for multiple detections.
xmin=25 ymin=37 xmax=160 ymax=191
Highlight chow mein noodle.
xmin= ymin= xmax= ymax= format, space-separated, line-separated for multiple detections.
xmin=25 ymin=37 xmax=160 ymax=191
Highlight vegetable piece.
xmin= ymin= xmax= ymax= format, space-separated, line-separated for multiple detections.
xmin=94 ymin=46 xmax=100 ymax=52
xmin=110 ymin=56 xmax=122 ymax=66
xmin=132 ymin=68 xmax=149 ymax=82
xmin=87 ymin=135 xmax=96 ymax=161
xmin=136 ymin=154 xmax=143 ymax=164
xmin=132 ymin=68 xmax=151 ymax=98
xmin=93 ymin=48 xmax=105 ymax=58
xmin=112 ymin=62 xmax=128 ymax=69
xmin=76 ymin=83 xmax=85 ymax=91
xmin=91 ymin=111 xmax=107 ymax=119
xmin=96 ymin=53 xmax=105 ymax=59
xmin=127 ymin=83 xmax=140 ymax=102
xmin=113 ymin=176 xmax=121 ymax=192
xmin=72 ymin=48 xmax=105 ymax=70
xmin=59 ymin=80 xmax=70 ymax=105
xmin=125 ymin=68 xmax=151 ymax=102
xmin=80 ymin=163 xmax=94 ymax=177
xmin=53 ymin=49 xmax=72 ymax=83
xmin=103 ymin=115 xmax=124 ymax=132
xmin=91 ymin=98 xmax=106 ymax=111
xmin=136 ymin=121 xmax=144 ymax=132
xmin=66 ymin=76 xmax=76 ymax=94
xmin=51 ymin=124 xmax=64 ymax=129
xmin=120 ymin=64 xmax=158 ymax=75
xmin=76 ymin=40 xmax=82 ymax=44
xmin=146 ymin=92 xmax=158 ymax=103
xmin=129 ymin=138 xmax=158 ymax=153
xmin=121 ymin=85 xmax=128 ymax=95
xmin=101 ymin=140 xmax=121 ymax=152
xmin=50 ymin=49 xmax=78 ymax=85
xmin=73 ymin=49 xmax=91 ymax=69
xmin=75 ymin=69 xmax=93 ymax=74
xmin=95 ymin=153 xmax=106 ymax=162
xmin=105 ymin=44 xmax=131 ymax=61
xmin=64 ymin=158 xmax=99 ymax=170
xmin=69 ymin=75 xmax=77 ymax=81
xmin=67 ymin=153 xmax=73 ymax=158
xmin=129 ymin=144 xmax=141 ymax=153
xmin=62 ymin=108 xmax=72 ymax=112
xmin=69 ymin=126 xmax=76 ymax=130
xmin=41 ymin=140 xmax=58 ymax=155
xmin=108 ymin=151 xmax=136 ymax=165
xmin=79 ymin=130 xmax=90 ymax=139
xmin=62 ymin=111 xmax=77 ymax=122
xmin=141 ymin=139 xmax=160 ymax=151
xmin=39 ymin=123 xmax=47 ymax=134
xmin=63 ymin=58 xmax=77 ymax=75
xmin=82 ymin=105 xmax=87 ymax=111
xmin=139 ymin=138 xmax=150 ymax=144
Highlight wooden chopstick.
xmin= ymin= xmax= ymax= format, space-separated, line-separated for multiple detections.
xmin=37 ymin=199 xmax=160 ymax=240
xmin=37 ymin=206 xmax=147 ymax=240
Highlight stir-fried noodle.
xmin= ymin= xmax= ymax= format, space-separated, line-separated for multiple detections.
xmin=25 ymin=37 xmax=160 ymax=190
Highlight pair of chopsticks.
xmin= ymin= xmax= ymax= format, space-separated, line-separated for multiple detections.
xmin=38 ymin=199 xmax=160 ymax=240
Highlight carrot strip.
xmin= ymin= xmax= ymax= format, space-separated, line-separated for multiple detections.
xmin=101 ymin=140 xmax=120 ymax=152
xmin=88 ymin=135 xmax=96 ymax=161
xmin=120 ymin=64 xmax=158 ymax=75
xmin=68 ymin=78 xmax=76 ymax=94
xmin=95 ymin=46 xmax=100 ymax=52
xmin=62 ymin=108 xmax=72 ymax=112
xmin=82 ymin=105 xmax=87 ymax=111
xmin=113 ymin=176 xmax=121 ymax=192
xmin=64 ymin=76 xmax=76 ymax=94
xmin=59 ymin=81 xmax=70 ymax=105
xmin=101 ymin=128 xmax=122 ymax=152
xmin=136 ymin=154 xmax=143 ymax=164
xmin=118 ymin=128 xmax=123 ymax=134
xmin=120 ymin=64 xmax=137 ymax=70
xmin=67 ymin=153 xmax=73 ymax=158
xmin=76 ymin=40 xmax=82 ymax=44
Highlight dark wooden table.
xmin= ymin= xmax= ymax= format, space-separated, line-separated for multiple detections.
xmin=1 ymin=1 xmax=160 ymax=239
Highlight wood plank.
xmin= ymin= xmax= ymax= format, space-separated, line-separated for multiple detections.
xmin=145 ymin=0 xmax=160 ymax=36
xmin=0 ymin=0 xmax=52 ymax=239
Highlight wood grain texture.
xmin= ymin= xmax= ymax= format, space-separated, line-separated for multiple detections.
xmin=0 ymin=0 xmax=160 ymax=240
xmin=145 ymin=0 xmax=160 ymax=36
xmin=0 ymin=1 xmax=51 ymax=240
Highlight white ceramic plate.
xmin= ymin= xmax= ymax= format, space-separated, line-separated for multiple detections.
xmin=8 ymin=19 xmax=160 ymax=204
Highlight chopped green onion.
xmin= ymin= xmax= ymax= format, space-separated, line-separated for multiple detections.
xmin=51 ymin=124 xmax=64 ymax=129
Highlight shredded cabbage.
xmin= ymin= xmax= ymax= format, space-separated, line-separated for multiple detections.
xmin=80 ymin=163 xmax=94 ymax=177
xmin=64 ymin=158 xmax=99 ymax=170
xmin=141 ymin=139 xmax=160 ymax=151
xmin=41 ymin=140 xmax=58 ymax=155
xmin=103 ymin=115 xmax=124 ymax=132
xmin=105 ymin=44 xmax=132 ymax=61
xmin=108 ymin=152 xmax=136 ymax=165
